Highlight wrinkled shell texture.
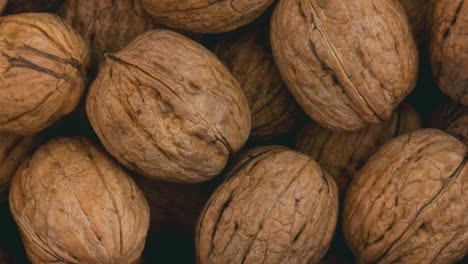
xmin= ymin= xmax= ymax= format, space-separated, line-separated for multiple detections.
xmin=271 ymin=0 xmax=418 ymax=131
xmin=214 ymin=26 xmax=303 ymax=141
xmin=58 ymin=0 xmax=155 ymax=74
xmin=0 ymin=133 xmax=38 ymax=202
xmin=0 ymin=13 xmax=89 ymax=135
xmin=9 ymin=137 xmax=150 ymax=264
xmin=87 ymin=30 xmax=251 ymax=183
xmin=141 ymin=0 xmax=275 ymax=33
xmin=294 ymin=103 xmax=421 ymax=195
xmin=196 ymin=146 xmax=339 ymax=264
xmin=432 ymin=102 xmax=468 ymax=145
xmin=4 ymin=0 xmax=62 ymax=13
xmin=343 ymin=129 xmax=468 ymax=264
xmin=429 ymin=0 xmax=468 ymax=105
xmin=399 ymin=0 xmax=428 ymax=43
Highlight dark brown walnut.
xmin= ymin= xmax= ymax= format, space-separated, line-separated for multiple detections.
xmin=141 ymin=0 xmax=275 ymax=33
xmin=343 ymin=129 xmax=468 ymax=264
xmin=429 ymin=0 xmax=468 ymax=105
xmin=4 ymin=0 xmax=62 ymax=13
xmin=432 ymin=101 xmax=468 ymax=145
xmin=294 ymin=103 xmax=421 ymax=195
xmin=399 ymin=0 xmax=429 ymax=44
xmin=9 ymin=137 xmax=150 ymax=264
xmin=87 ymin=30 xmax=251 ymax=183
xmin=271 ymin=0 xmax=419 ymax=131
xmin=0 ymin=13 xmax=89 ymax=135
xmin=214 ymin=25 xmax=304 ymax=141
xmin=196 ymin=146 xmax=339 ymax=264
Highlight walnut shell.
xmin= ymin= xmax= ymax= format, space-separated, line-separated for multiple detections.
xmin=9 ymin=137 xmax=150 ymax=264
xmin=0 ymin=13 xmax=89 ymax=135
xmin=196 ymin=146 xmax=339 ymax=264
xmin=432 ymin=101 xmax=467 ymax=145
xmin=4 ymin=0 xmax=62 ymax=13
xmin=214 ymin=25 xmax=304 ymax=141
xmin=141 ymin=0 xmax=275 ymax=33
xmin=294 ymin=103 xmax=421 ymax=195
xmin=343 ymin=129 xmax=467 ymax=263
xmin=271 ymin=0 xmax=419 ymax=131
xmin=429 ymin=0 xmax=468 ymax=105
xmin=87 ymin=29 xmax=251 ymax=183
xmin=399 ymin=0 xmax=428 ymax=44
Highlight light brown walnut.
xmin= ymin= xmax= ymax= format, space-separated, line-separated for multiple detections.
xmin=0 ymin=13 xmax=89 ymax=135
xmin=343 ymin=129 xmax=467 ymax=264
xmin=9 ymin=137 xmax=150 ymax=264
xmin=196 ymin=146 xmax=339 ymax=264
xmin=87 ymin=30 xmax=251 ymax=183
xmin=432 ymin=101 xmax=467 ymax=145
xmin=271 ymin=0 xmax=419 ymax=131
xmin=4 ymin=0 xmax=62 ymax=13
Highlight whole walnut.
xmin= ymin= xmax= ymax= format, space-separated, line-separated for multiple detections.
xmin=214 ymin=25 xmax=304 ymax=141
xmin=87 ymin=30 xmax=251 ymax=183
xmin=429 ymin=0 xmax=468 ymax=105
xmin=0 ymin=13 xmax=89 ymax=135
xmin=141 ymin=0 xmax=275 ymax=33
xmin=432 ymin=101 xmax=467 ymax=145
xmin=4 ymin=0 xmax=62 ymax=13
xmin=294 ymin=103 xmax=421 ymax=195
xmin=196 ymin=146 xmax=339 ymax=264
xmin=399 ymin=0 xmax=429 ymax=44
xmin=9 ymin=137 xmax=150 ymax=264
xmin=343 ymin=129 xmax=467 ymax=264
xmin=271 ymin=0 xmax=418 ymax=131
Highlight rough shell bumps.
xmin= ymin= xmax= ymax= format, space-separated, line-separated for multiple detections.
xmin=294 ymin=103 xmax=421 ymax=195
xmin=429 ymin=0 xmax=468 ymax=105
xmin=343 ymin=129 xmax=467 ymax=263
xmin=87 ymin=30 xmax=251 ymax=183
xmin=196 ymin=146 xmax=339 ymax=264
xmin=141 ymin=0 xmax=275 ymax=33
xmin=9 ymin=137 xmax=150 ymax=264
xmin=0 ymin=13 xmax=89 ymax=135
xmin=432 ymin=101 xmax=467 ymax=145
xmin=271 ymin=0 xmax=418 ymax=131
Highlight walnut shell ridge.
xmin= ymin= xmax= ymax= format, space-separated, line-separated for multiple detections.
xmin=271 ymin=0 xmax=419 ymax=131
xmin=196 ymin=146 xmax=339 ymax=264
xmin=0 ymin=13 xmax=89 ymax=135
xmin=432 ymin=101 xmax=467 ymax=145
xmin=294 ymin=103 xmax=421 ymax=195
xmin=141 ymin=0 xmax=275 ymax=33
xmin=9 ymin=137 xmax=150 ymax=264
xmin=87 ymin=29 xmax=251 ymax=183
xmin=343 ymin=129 xmax=468 ymax=263
xmin=429 ymin=0 xmax=468 ymax=105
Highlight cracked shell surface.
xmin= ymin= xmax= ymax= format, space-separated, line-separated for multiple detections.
xmin=432 ymin=101 xmax=468 ymax=145
xmin=343 ymin=129 xmax=468 ymax=264
xmin=399 ymin=0 xmax=428 ymax=44
xmin=429 ymin=0 xmax=468 ymax=105
xmin=4 ymin=0 xmax=62 ymax=13
xmin=87 ymin=29 xmax=251 ymax=183
xmin=271 ymin=0 xmax=418 ymax=131
xmin=196 ymin=146 xmax=339 ymax=264
xmin=141 ymin=0 xmax=275 ymax=33
xmin=294 ymin=103 xmax=421 ymax=195
xmin=0 ymin=13 xmax=89 ymax=135
xmin=9 ymin=137 xmax=150 ymax=264
xmin=214 ymin=25 xmax=304 ymax=141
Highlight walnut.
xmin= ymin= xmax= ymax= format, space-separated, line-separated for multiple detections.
xmin=432 ymin=101 xmax=467 ymax=145
xmin=399 ymin=0 xmax=429 ymax=44
xmin=9 ymin=137 xmax=150 ymax=264
xmin=141 ymin=0 xmax=275 ymax=33
xmin=271 ymin=0 xmax=419 ymax=131
xmin=213 ymin=25 xmax=304 ymax=141
xmin=4 ymin=0 xmax=62 ymax=14
xmin=343 ymin=129 xmax=467 ymax=263
xmin=87 ymin=30 xmax=251 ymax=183
xmin=196 ymin=146 xmax=339 ymax=264
xmin=429 ymin=0 xmax=468 ymax=105
xmin=294 ymin=103 xmax=421 ymax=195
xmin=0 ymin=13 xmax=89 ymax=135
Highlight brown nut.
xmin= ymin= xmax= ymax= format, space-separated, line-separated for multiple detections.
xmin=271 ymin=0 xmax=418 ymax=131
xmin=343 ymin=129 xmax=467 ymax=264
xmin=432 ymin=101 xmax=467 ymax=145
xmin=9 ymin=137 xmax=150 ymax=264
xmin=214 ymin=25 xmax=304 ymax=141
xmin=141 ymin=0 xmax=275 ymax=33
xmin=196 ymin=146 xmax=339 ymax=264
xmin=399 ymin=0 xmax=429 ymax=44
xmin=4 ymin=0 xmax=62 ymax=13
xmin=0 ymin=13 xmax=89 ymax=135
xmin=294 ymin=103 xmax=421 ymax=195
xmin=429 ymin=0 xmax=468 ymax=105
xmin=87 ymin=29 xmax=251 ymax=183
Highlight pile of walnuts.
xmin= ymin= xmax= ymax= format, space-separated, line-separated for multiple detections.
xmin=0 ymin=0 xmax=466 ymax=263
